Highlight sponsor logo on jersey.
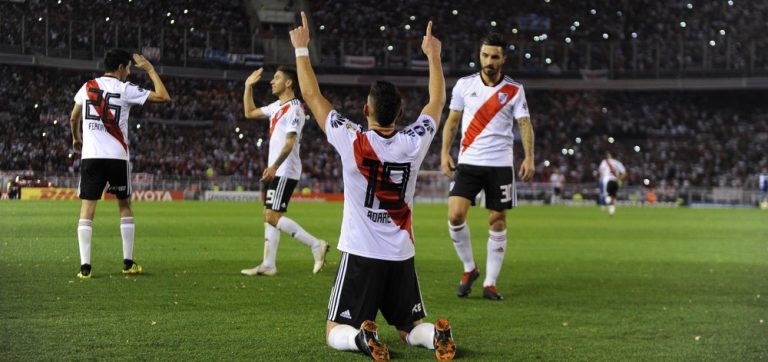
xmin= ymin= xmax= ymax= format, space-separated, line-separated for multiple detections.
xmin=367 ymin=210 xmax=392 ymax=224
xmin=339 ymin=310 xmax=352 ymax=319
xmin=498 ymin=92 xmax=508 ymax=104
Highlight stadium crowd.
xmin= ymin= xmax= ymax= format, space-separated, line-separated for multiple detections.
xmin=2 ymin=64 xmax=766 ymax=191
xmin=2 ymin=1 xmax=767 ymax=74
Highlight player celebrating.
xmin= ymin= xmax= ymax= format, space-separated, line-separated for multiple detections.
xmin=290 ymin=13 xmax=455 ymax=361
xmin=598 ymin=151 xmax=627 ymax=216
xmin=69 ymin=49 xmax=171 ymax=278
xmin=241 ymin=65 xmax=329 ymax=276
xmin=440 ymin=33 xmax=535 ymax=301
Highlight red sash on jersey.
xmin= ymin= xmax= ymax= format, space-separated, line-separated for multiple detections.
xmin=86 ymin=79 xmax=128 ymax=151
xmin=461 ymin=83 xmax=518 ymax=154
xmin=353 ymin=132 xmax=414 ymax=242
xmin=604 ymin=159 xmax=618 ymax=178
xmin=269 ymin=103 xmax=292 ymax=136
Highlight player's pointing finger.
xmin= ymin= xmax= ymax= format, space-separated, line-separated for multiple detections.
xmin=426 ymin=21 xmax=432 ymax=36
xmin=301 ymin=11 xmax=308 ymax=28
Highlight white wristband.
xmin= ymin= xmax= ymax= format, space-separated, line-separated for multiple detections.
xmin=295 ymin=48 xmax=309 ymax=57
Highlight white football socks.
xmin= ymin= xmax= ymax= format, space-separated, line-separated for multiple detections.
xmin=406 ymin=322 xmax=435 ymax=349
xmin=327 ymin=324 xmax=360 ymax=351
xmin=449 ymin=222 xmax=476 ymax=272
xmin=262 ymin=223 xmax=280 ymax=268
xmin=484 ymin=229 xmax=507 ymax=287
xmin=120 ymin=217 xmax=135 ymax=261
xmin=276 ymin=216 xmax=320 ymax=248
xmin=77 ymin=219 xmax=93 ymax=265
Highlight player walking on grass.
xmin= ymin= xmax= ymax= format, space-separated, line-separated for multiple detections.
xmin=69 ymin=49 xmax=171 ymax=278
xmin=290 ymin=13 xmax=455 ymax=361
xmin=598 ymin=151 xmax=627 ymax=216
xmin=440 ymin=33 xmax=536 ymax=301
xmin=241 ymin=65 xmax=329 ymax=276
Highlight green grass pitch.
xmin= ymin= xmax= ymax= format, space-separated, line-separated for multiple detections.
xmin=1 ymin=201 xmax=766 ymax=361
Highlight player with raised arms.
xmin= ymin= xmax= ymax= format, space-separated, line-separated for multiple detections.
xmin=290 ymin=13 xmax=455 ymax=361
xmin=69 ymin=49 xmax=171 ymax=278
xmin=240 ymin=65 xmax=329 ymax=276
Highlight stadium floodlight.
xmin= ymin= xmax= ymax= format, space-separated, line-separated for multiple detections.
xmin=452 ymin=9 xmax=458 ymax=15
xmin=680 ymin=21 xmax=687 ymax=28
xmin=238 ymin=134 xmax=243 ymax=140
xmin=34 ymin=103 xmax=38 ymax=109
xmin=508 ymin=44 xmax=516 ymax=51
xmin=166 ymin=12 xmax=171 ymax=17
xmin=686 ymin=3 xmax=693 ymax=9
xmin=170 ymin=19 xmax=175 ymax=25
xmin=590 ymin=9 xmax=596 ymax=15
xmin=410 ymin=15 xmax=416 ymax=21
xmin=617 ymin=11 xmax=623 ymax=16
xmin=490 ymin=21 xmax=497 ymax=27
xmin=561 ymin=148 xmax=568 ymax=155
xmin=469 ymin=62 xmax=476 ymax=68
xmin=53 ymin=120 xmax=58 ymax=125
xmin=512 ymin=28 xmax=518 ymax=34
xmin=42 ymin=132 xmax=46 ymax=137
xmin=257 ymin=138 xmax=263 ymax=148
xmin=565 ymin=37 xmax=572 ymax=44
xmin=190 ymin=27 xmax=195 ymax=32
xmin=319 ymin=25 xmax=324 ymax=31
xmin=631 ymin=32 xmax=638 ymax=38
xmin=184 ymin=9 xmax=189 ymax=14
xmin=379 ymin=25 xmax=385 ymax=31
xmin=602 ymin=33 xmax=609 ymax=39
xmin=634 ymin=146 xmax=641 ymax=152
xmin=68 ymin=153 xmax=72 ymax=158
xmin=643 ymin=179 xmax=650 ymax=186
xmin=544 ymin=160 xmax=550 ymax=167
xmin=568 ymin=149 xmax=574 ymax=155
xmin=719 ymin=29 xmax=725 ymax=35
xmin=545 ymin=58 xmax=552 ymax=64
xmin=574 ymin=21 xmax=580 ymax=27
xmin=235 ymin=127 xmax=240 ymax=133
xmin=525 ymin=53 xmax=531 ymax=59
xmin=38 ymin=17 xmax=42 ymax=22
xmin=575 ymin=137 xmax=582 ymax=144
xmin=404 ymin=24 xmax=410 ymax=30
xmin=534 ymin=36 xmax=540 ymax=42
xmin=386 ymin=45 xmax=394 ymax=51
xmin=608 ymin=137 xmax=615 ymax=143
xmin=728 ymin=0 xmax=734 ymax=5
xmin=106 ymin=17 xmax=110 ymax=22
xmin=136 ymin=124 xmax=141 ymax=129
xmin=709 ymin=40 xmax=716 ymax=46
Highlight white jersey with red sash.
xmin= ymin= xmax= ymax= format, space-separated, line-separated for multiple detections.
xmin=449 ymin=73 xmax=530 ymax=167
xmin=325 ymin=110 xmax=436 ymax=261
xmin=598 ymin=158 xmax=626 ymax=185
xmin=73 ymin=76 xmax=150 ymax=160
xmin=259 ymin=99 xmax=305 ymax=180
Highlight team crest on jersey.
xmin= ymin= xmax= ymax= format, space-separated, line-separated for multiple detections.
xmin=498 ymin=92 xmax=509 ymax=104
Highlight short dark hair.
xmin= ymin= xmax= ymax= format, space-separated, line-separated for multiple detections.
xmin=368 ymin=81 xmax=402 ymax=127
xmin=103 ymin=49 xmax=132 ymax=72
xmin=481 ymin=32 xmax=507 ymax=51
xmin=276 ymin=65 xmax=298 ymax=92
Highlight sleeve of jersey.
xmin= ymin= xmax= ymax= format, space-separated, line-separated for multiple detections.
xmin=448 ymin=79 xmax=465 ymax=111
xmin=125 ymin=83 xmax=151 ymax=106
xmin=73 ymin=85 xmax=86 ymax=104
xmin=284 ymin=105 xmax=304 ymax=135
xmin=324 ymin=110 xmax=354 ymax=153
xmin=408 ymin=114 xmax=438 ymax=163
xmin=513 ymin=85 xmax=530 ymax=119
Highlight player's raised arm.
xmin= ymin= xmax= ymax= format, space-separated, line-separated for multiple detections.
xmin=290 ymin=11 xmax=332 ymax=133
xmin=132 ymin=54 xmax=171 ymax=103
xmin=243 ymin=68 xmax=268 ymax=119
xmin=419 ymin=21 xmax=445 ymax=128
